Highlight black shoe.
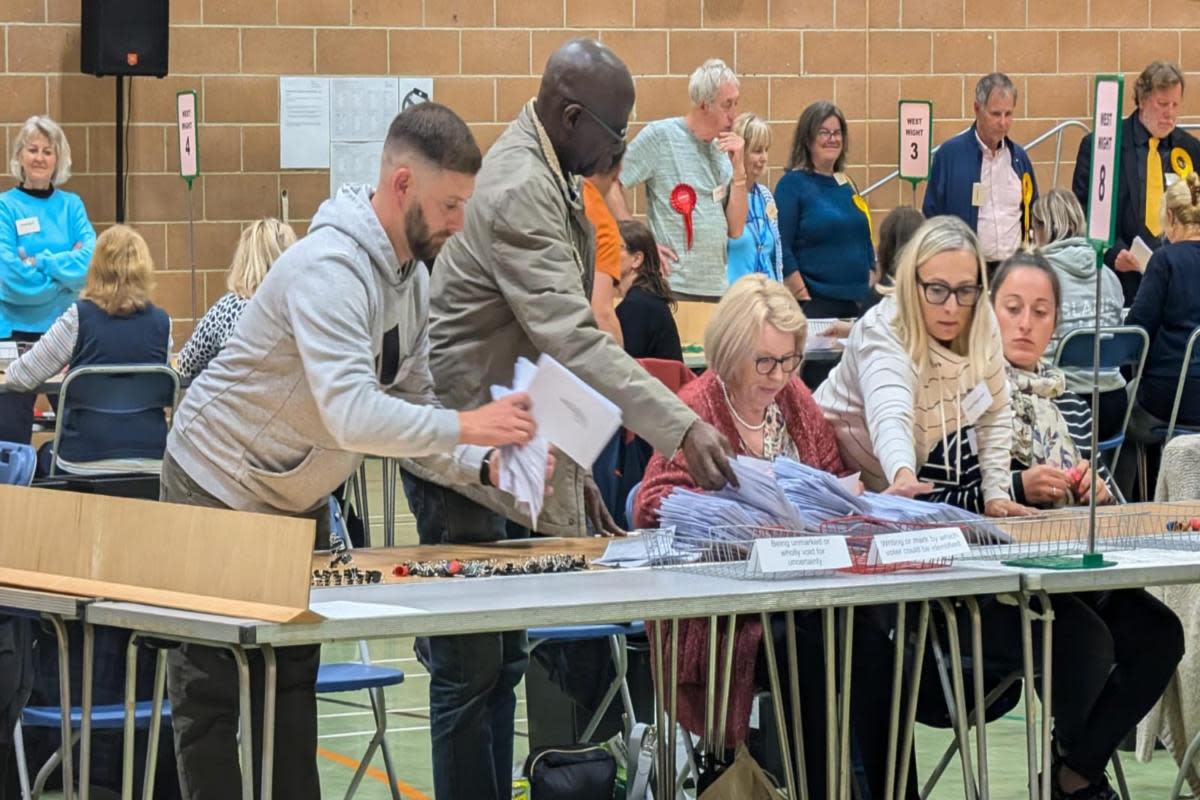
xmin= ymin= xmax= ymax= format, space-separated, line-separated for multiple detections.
xmin=1050 ymin=772 xmax=1119 ymax=800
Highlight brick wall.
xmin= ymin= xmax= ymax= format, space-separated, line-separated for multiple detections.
xmin=2 ymin=0 xmax=1197 ymax=334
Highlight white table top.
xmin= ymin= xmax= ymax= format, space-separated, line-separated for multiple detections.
xmin=0 ymin=585 xmax=90 ymax=619
xmin=84 ymin=563 xmax=1021 ymax=647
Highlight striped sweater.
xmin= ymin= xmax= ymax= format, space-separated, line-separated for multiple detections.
xmin=919 ymin=391 xmax=1115 ymax=513
xmin=813 ymin=295 xmax=1014 ymax=503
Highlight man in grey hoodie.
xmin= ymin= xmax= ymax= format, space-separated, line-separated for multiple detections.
xmin=159 ymin=104 xmax=539 ymax=800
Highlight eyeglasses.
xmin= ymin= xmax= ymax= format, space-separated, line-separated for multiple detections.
xmin=815 ymin=128 xmax=843 ymax=141
xmin=754 ymin=353 xmax=803 ymax=375
xmin=567 ymin=99 xmax=628 ymax=143
xmin=917 ymin=278 xmax=983 ymax=307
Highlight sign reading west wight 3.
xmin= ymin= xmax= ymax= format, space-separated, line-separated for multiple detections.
xmin=1087 ymin=75 xmax=1125 ymax=247
xmin=898 ymin=100 xmax=933 ymax=186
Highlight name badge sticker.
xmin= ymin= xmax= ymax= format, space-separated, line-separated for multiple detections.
xmin=971 ymin=182 xmax=984 ymax=207
xmin=15 ymin=217 xmax=39 ymax=236
xmin=962 ymin=381 xmax=993 ymax=426
xmin=712 ymin=184 xmax=728 ymax=204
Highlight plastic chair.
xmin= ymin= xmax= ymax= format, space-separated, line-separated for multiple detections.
xmin=316 ymin=499 xmax=406 ymax=800
xmin=527 ymin=621 xmax=644 ymax=743
xmin=624 ymin=481 xmax=641 ymax=530
xmin=1053 ymin=325 xmax=1149 ymax=471
xmin=0 ymin=441 xmax=36 ymax=486
xmin=48 ymin=365 xmax=180 ymax=477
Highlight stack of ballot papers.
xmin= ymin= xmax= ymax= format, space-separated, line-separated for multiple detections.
xmin=490 ymin=354 xmax=622 ymax=529
xmin=804 ymin=318 xmax=847 ymax=352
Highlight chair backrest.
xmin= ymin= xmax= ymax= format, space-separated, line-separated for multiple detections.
xmin=1167 ymin=326 xmax=1200 ymax=439
xmin=50 ymin=365 xmax=180 ymax=475
xmin=1053 ymin=325 xmax=1149 ymax=373
xmin=638 ymin=357 xmax=696 ymax=395
xmin=0 ymin=441 xmax=35 ymax=486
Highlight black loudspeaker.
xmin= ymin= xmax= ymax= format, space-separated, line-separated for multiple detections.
xmin=80 ymin=0 xmax=169 ymax=78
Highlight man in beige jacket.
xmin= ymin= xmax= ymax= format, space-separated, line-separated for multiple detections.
xmin=399 ymin=38 xmax=736 ymax=800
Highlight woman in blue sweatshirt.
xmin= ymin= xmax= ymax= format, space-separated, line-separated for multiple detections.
xmin=774 ymin=101 xmax=874 ymax=318
xmin=0 ymin=116 xmax=95 ymax=444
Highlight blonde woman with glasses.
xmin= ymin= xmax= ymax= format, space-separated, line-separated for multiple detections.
xmin=814 ymin=215 xmax=1031 ymax=517
xmin=176 ymin=218 xmax=296 ymax=379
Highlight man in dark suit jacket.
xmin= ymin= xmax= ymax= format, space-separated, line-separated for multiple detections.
xmin=1073 ymin=60 xmax=1200 ymax=305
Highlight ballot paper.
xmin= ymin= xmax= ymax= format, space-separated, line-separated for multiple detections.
xmin=1130 ymin=236 xmax=1154 ymax=271
xmin=525 ymin=354 xmax=622 ymax=467
xmin=491 ymin=358 xmax=548 ymax=528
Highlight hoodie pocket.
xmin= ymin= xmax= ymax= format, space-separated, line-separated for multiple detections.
xmin=240 ymin=446 xmax=338 ymax=512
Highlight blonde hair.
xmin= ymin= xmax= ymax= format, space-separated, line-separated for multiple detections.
xmin=733 ymin=112 xmax=771 ymax=155
xmin=704 ymin=274 xmax=807 ymax=382
xmin=226 ymin=218 xmax=296 ymax=300
xmin=80 ymin=225 xmax=155 ymax=316
xmin=1163 ymin=171 xmax=1200 ymax=232
xmin=887 ymin=215 xmax=993 ymax=384
xmin=10 ymin=116 xmax=72 ymax=185
xmin=1031 ymin=189 xmax=1086 ymax=244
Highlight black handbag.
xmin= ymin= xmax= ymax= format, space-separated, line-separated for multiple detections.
xmin=524 ymin=744 xmax=617 ymax=800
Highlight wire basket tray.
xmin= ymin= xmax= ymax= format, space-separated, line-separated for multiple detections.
xmin=1098 ymin=507 xmax=1200 ymax=552
xmin=641 ymin=524 xmax=840 ymax=581
xmin=957 ymin=508 xmax=1148 ymax=561
xmin=817 ymin=515 xmax=957 ymax=573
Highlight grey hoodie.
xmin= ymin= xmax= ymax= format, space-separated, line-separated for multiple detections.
xmin=1039 ymin=236 xmax=1127 ymax=394
xmin=167 ymin=185 xmax=487 ymax=515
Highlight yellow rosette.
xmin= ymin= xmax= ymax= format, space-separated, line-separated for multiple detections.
xmin=852 ymin=193 xmax=873 ymax=240
xmin=1021 ymin=172 xmax=1034 ymax=242
xmin=1171 ymin=147 xmax=1194 ymax=180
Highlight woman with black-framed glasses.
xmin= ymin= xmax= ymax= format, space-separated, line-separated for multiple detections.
xmin=814 ymin=215 xmax=1032 ymax=518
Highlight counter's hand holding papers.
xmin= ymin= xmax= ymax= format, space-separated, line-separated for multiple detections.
xmin=491 ymin=354 xmax=622 ymax=528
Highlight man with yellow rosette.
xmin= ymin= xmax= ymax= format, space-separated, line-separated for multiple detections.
xmin=1072 ymin=60 xmax=1200 ymax=305
xmin=923 ymin=72 xmax=1038 ymax=275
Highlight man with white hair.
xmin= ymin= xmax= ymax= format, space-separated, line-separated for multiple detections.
xmin=608 ymin=58 xmax=746 ymax=299
xmin=924 ymin=72 xmax=1038 ymax=274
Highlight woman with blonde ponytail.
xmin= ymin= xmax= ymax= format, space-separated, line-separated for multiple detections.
xmin=1123 ymin=171 xmax=1200 ymax=492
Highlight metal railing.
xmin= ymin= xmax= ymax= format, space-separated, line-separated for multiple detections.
xmin=862 ymin=120 xmax=1091 ymax=198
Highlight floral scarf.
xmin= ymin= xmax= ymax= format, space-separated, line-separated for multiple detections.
xmin=1007 ymin=361 xmax=1080 ymax=472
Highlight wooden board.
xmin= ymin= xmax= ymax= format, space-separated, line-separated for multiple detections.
xmin=0 ymin=485 xmax=318 ymax=623
xmin=673 ymin=300 xmax=718 ymax=349
xmin=318 ymin=537 xmax=613 ymax=584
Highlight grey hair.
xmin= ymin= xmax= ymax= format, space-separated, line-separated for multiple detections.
xmin=974 ymin=73 xmax=1017 ymax=106
xmin=1135 ymin=61 xmax=1185 ymax=105
xmin=688 ymin=58 xmax=739 ymax=107
xmin=1031 ymin=189 xmax=1086 ymax=244
xmin=10 ymin=116 xmax=72 ymax=185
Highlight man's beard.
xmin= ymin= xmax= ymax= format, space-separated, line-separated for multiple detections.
xmin=405 ymin=203 xmax=447 ymax=267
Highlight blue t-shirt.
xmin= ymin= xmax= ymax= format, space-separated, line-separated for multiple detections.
xmin=774 ymin=170 xmax=874 ymax=302
xmin=0 ymin=186 xmax=95 ymax=337
xmin=727 ymin=184 xmax=782 ymax=285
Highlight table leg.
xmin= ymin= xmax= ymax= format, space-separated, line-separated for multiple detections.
xmin=965 ymin=597 xmax=989 ymax=800
xmin=838 ymin=607 xmax=855 ymax=800
xmin=703 ymin=615 xmax=718 ymax=757
xmin=47 ymin=615 xmax=75 ymax=800
xmin=715 ymin=615 xmax=737 ymax=756
xmin=896 ymin=602 xmax=930 ymax=800
xmin=651 ymin=619 xmax=666 ymax=799
xmin=759 ymin=612 xmax=797 ymax=800
xmin=885 ymin=604 xmax=907 ymax=800
xmin=1015 ymin=593 xmax=1039 ymax=800
xmin=141 ymin=648 xmax=167 ymax=800
xmin=80 ymin=622 xmax=94 ymax=800
xmin=823 ymin=608 xmax=837 ymax=800
xmin=230 ymin=647 xmax=255 ymax=800
xmin=934 ymin=599 xmax=978 ymax=800
xmin=260 ymin=646 xmax=277 ymax=800
xmin=667 ymin=619 xmax=679 ymax=800
xmin=784 ymin=610 xmax=808 ymax=800
xmin=1035 ymin=592 xmax=1054 ymax=800
xmin=120 ymin=635 xmax=140 ymax=800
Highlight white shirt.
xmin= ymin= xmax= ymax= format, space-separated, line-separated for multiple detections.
xmin=976 ymin=133 xmax=1023 ymax=262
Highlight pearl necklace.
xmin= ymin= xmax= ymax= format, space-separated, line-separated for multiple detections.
xmin=720 ymin=378 xmax=767 ymax=431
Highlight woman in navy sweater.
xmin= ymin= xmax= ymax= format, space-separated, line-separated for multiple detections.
xmin=774 ymin=101 xmax=874 ymax=317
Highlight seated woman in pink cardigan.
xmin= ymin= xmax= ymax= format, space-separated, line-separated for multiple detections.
xmin=633 ymin=274 xmax=906 ymax=799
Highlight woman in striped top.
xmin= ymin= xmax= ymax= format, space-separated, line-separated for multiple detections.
xmin=814 ymin=215 xmax=1030 ymax=517
xmin=942 ymin=252 xmax=1183 ymax=800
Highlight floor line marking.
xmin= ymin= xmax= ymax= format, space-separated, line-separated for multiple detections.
xmin=317 ymin=746 xmax=430 ymax=800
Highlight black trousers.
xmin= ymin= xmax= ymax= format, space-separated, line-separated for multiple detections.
xmin=0 ymin=332 xmax=43 ymax=445
xmin=160 ymin=453 xmax=326 ymax=800
xmin=924 ymin=590 xmax=1183 ymax=784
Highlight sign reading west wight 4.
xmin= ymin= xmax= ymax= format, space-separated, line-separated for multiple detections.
xmin=898 ymin=100 xmax=933 ymax=185
xmin=1086 ymin=75 xmax=1125 ymax=247
xmin=176 ymin=91 xmax=200 ymax=183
